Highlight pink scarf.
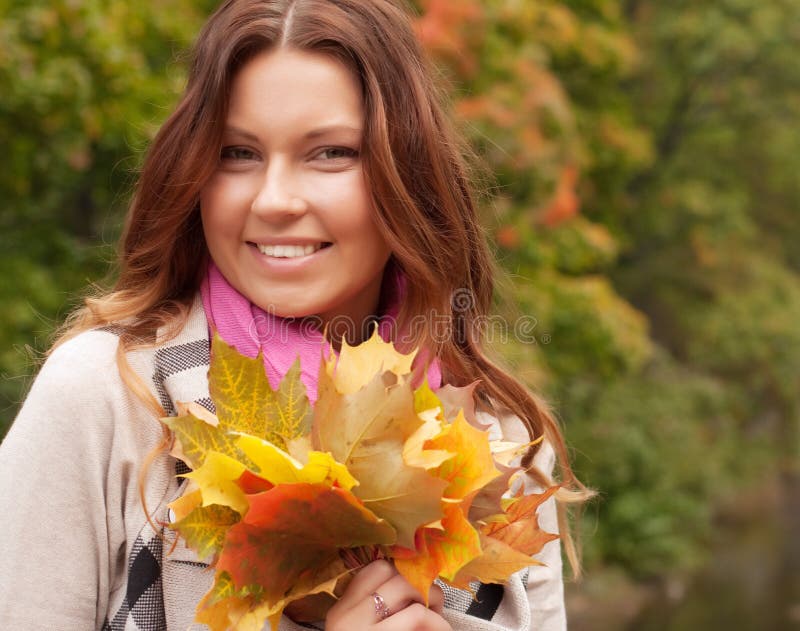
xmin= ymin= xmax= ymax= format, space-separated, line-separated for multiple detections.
xmin=200 ymin=261 xmax=441 ymax=403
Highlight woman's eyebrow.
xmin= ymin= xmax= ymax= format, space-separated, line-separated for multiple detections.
xmin=221 ymin=124 xmax=362 ymax=142
xmin=303 ymin=124 xmax=362 ymax=140
xmin=222 ymin=125 xmax=260 ymax=141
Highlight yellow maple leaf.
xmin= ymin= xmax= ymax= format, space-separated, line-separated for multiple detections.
xmin=209 ymin=334 xmax=312 ymax=449
xmin=326 ymin=329 xmax=417 ymax=394
xmin=236 ymin=434 xmax=357 ymax=490
xmin=235 ymin=434 xmax=303 ymax=479
xmin=265 ymin=357 xmax=314 ymax=449
xmin=209 ymin=334 xmax=275 ymax=435
xmin=301 ymin=451 xmax=359 ymax=490
xmin=168 ymin=488 xmax=202 ymax=522
xmin=162 ymin=412 xmax=251 ymax=471
xmin=403 ymin=407 xmax=453 ymax=470
xmin=312 ymin=366 xmax=446 ymax=548
xmin=184 ymin=451 xmax=249 ymax=515
xmin=170 ymin=503 xmax=240 ymax=562
xmin=413 ymin=378 xmax=443 ymax=415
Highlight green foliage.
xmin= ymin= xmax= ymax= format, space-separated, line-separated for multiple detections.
xmin=419 ymin=0 xmax=800 ymax=577
xmin=564 ymin=357 xmax=748 ymax=574
xmin=512 ymin=271 xmax=653 ymax=381
xmin=0 ymin=0 xmax=210 ymax=433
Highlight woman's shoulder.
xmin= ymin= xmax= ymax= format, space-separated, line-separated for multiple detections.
xmin=5 ymin=331 xmax=149 ymax=483
xmin=36 ymin=327 xmax=127 ymax=395
xmin=44 ymin=294 xmax=208 ymax=378
xmin=18 ymin=295 xmax=206 ymax=425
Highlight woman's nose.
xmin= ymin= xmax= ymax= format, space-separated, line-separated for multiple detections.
xmin=251 ymin=160 xmax=308 ymax=218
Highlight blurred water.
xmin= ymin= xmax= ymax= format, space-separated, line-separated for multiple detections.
xmin=630 ymin=474 xmax=800 ymax=631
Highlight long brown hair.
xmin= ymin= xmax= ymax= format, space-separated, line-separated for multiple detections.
xmin=56 ymin=0 xmax=592 ymax=573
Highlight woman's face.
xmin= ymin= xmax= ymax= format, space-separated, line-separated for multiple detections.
xmin=200 ymin=48 xmax=391 ymax=332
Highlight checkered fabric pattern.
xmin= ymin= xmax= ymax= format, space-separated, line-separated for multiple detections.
xmin=438 ymin=579 xmax=506 ymax=620
xmin=102 ymin=337 xmax=211 ymax=629
xmin=153 ymin=340 xmax=212 ymax=415
xmin=100 ymin=330 xmax=509 ymax=630
xmin=102 ymin=527 xmax=166 ymax=631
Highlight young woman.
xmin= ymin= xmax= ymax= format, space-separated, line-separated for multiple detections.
xmin=0 ymin=1 xmax=589 ymax=629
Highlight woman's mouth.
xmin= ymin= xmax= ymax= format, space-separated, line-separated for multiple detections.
xmin=253 ymin=242 xmax=332 ymax=259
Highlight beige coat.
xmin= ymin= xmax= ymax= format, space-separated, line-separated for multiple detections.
xmin=0 ymin=296 xmax=565 ymax=630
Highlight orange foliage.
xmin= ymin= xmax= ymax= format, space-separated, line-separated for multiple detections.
xmin=540 ymin=165 xmax=581 ymax=227
xmin=414 ymin=0 xmax=484 ymax=76
xmin=496 ymin=224 xmax=521 ymax=250
xmin=456 ymin=95 xmax=518 ymax=129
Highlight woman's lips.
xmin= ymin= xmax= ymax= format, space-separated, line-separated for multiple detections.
xmin=247 ymin=241 xmax=332 ymax=259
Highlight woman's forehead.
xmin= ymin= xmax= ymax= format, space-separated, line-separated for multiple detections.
xmin=224 ymin=48 xmax=365 ymax=133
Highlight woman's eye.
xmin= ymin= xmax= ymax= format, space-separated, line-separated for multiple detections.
xmin=316 ymin=147 xmax=358 ymax=160
xmin=220 ymin=146 xmax=257 ymax=161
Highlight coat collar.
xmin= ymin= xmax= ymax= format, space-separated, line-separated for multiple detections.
xmin=152 ymin=294 xmax=214 ymax=417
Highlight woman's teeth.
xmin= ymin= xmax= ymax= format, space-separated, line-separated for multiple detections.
xmin=257 ymin=243 xmax=323 ymax=258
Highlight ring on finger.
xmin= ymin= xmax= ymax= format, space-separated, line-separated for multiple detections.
xmin=371 ymin=591 xmax=391 ymax=621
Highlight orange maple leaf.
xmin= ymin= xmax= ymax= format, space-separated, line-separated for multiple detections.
xmin=425 ymin=410 xmax=502 ymax=505
xmin=393 ymin=503 xmax=482 ymax=604
xmin=482 ymin=485 xmax=560 ymax=556
xmin=217 ymin=483 xmax=396 ymax=609
xmin=450 ymin=534 xmax=539 ymax=590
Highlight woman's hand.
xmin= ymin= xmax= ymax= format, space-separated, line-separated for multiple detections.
xmin=325 ymin=560 xmax=452 ymax=630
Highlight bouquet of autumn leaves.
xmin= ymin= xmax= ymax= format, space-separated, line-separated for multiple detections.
xmin=162 ymin=331 xmax=559 ymax=631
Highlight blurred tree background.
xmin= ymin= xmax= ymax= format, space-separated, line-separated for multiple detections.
xmin=2 ymin=0 xmax=799 ymax=628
